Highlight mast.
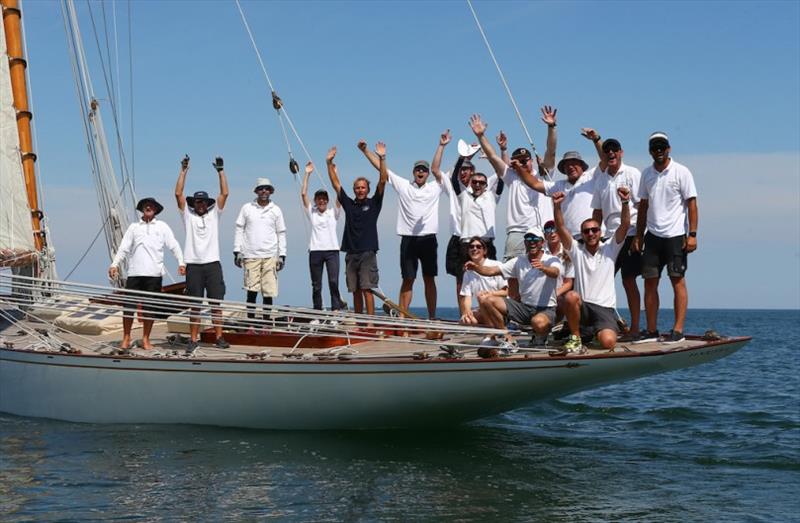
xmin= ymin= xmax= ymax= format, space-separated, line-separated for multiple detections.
xmin=1 ymin=0 xmax=43 ymax=255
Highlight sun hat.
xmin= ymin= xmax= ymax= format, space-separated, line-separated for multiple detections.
xmin=136 ymin=197 xmax=164 ymax=215
xmin=186 ymin=191 xmax=215 ymax=209
xmin=253 ymin=177 xmax=274 ymax=192
xmin=557 ymin=151 xmax=589 ymax=174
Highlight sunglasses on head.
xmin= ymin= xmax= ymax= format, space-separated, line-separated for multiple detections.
xmin=524 ymin=235 xmax=543 ymax=243
xmin=582 ymin=227 xmax=601 ymax=235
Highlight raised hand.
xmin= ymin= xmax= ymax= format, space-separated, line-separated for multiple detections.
xmin=326 ymin=146 xmax=337 ymax=163
xmin=305 ymin=161 xmax=314 ymax=176
xmin=617 ymin=185 xmax=631 ymax=201
xmin=375 ymin=141 xmax=386 ymax=156
xmin=357 ymin=140 xmax=368 ymax=152
xmin=213 ymin=156 xmax=224 ymax=172
xmin=551 ymin=191 xmax=566 ymax=205
xmin=469 ymin=114 xmax=487 ymax=137
xmin=580 ymin=128 xmax=599 ymax=142
xmin=180 ymin=154 xmax=190 ymax=170
xmin=496 ymin=130 xmax=508 ymax=150
xmin=540 ymin=105 xmax=557 ymax=127
xmin=440 ymin=129 xmax=452 ymax=146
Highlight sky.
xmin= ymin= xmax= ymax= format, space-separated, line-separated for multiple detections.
xmin=9 ymin=0 xmax=800 ymax=310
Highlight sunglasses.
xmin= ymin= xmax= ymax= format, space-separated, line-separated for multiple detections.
xmin=414 ymin=167 xmax=429 ymax=173
xmin=543 ymin=226 xmax=557 ymax=234
xmin=470 ymin=180 xmax=487 ymax=186
xmin=255 ymin=186 xmax=272 ymax=192
xmin=582 ymin=227 xmax=601 ymax=235
xmin=468 ymin=244 xmax=484 ymax=250
xmin=649 ymin=143 xmax=668 ymax=152
xmin=524 ymin=235 xmax=544 ymax=243
xmin=603 ymin=144 xmax=621 ymax=153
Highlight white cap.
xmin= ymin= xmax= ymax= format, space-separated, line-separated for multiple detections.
xmin=524 ymin=226 xmax=544 ymax=239
xmin=457 ymin=139 xmax=481 ymax=158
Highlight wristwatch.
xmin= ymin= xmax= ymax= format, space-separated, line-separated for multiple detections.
xmin=688 ymin=231 xmax=697 ymax=238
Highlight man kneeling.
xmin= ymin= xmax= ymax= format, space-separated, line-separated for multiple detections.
xmin=553 ymin=184 xmax=631 ymax=353
xmin=464 ymin=227 xmax=561 ymax=346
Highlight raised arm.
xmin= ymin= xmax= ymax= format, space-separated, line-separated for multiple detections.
xmin=174 ymin=155 xmax=189 ymax=211
xmin=326 ymin=146 xmax=342 ymax=195
xmin=509 ymin=157 xmax=546 ymax=194
xmin=540 ymin=106 xmax=558 ymax=172
xmin=497 ymin=130 xmax=510 ymax=165
xmin=552 ymin=191 xmax=573 ymax=251
xmin=375 ymin=141 xmax=388 ymax=195
xmin=581 ymin=128 xmax=606 ymax=171
xmin=213 ymin=156 xmax=229 ymax=210
xmin=469 ymin=114 xmax=506 ymax=177
xmin=301 ymin=161 xmax=313 ymax=209
xmin=430 ymin=129 xmax=450 ymax=184
xmin=615 ymin=186 xmax=631 ymax=244
xmin=357 ymin=139 xmax=382 ymax=171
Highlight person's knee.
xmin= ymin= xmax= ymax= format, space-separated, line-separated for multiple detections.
xmin=564 ymin=291 xmax=581 ymax=307
xmin=644 ymin=278 xmax=659 ymax=291
xmin=670 ymin=276 xmax=686 ymax=290
xmin=531 ymin=314 xmax=551 ymax=334
xmin=598 ymin=329 xmax=616 ymax=349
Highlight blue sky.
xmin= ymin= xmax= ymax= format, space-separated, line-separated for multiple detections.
xmin=14 ymin=0 xmax=800 ymax=309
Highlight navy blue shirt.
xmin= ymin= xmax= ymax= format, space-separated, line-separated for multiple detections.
xmin=338 ymin=187 xmax=384 ymax=253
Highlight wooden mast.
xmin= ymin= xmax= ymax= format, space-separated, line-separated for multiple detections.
xmin=1 ymin=0 xmax=43 ymax=253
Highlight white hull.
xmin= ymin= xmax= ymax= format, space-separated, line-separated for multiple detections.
xmin=0 ymin=338 xmax=749 ymax=429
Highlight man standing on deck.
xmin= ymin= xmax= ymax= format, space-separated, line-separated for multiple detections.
xmin=553 ymin=183 xmax=631 ymax=353
xmin=632 ymin=132 xmax=698 ymax=344
xmin=109 ymin=197 xmax=185 ymax=351
xmin=588 ymin=132 xmax=644 ymax=339
xmin=175 ymin=155 xmax=230 ymax=353
xmin=469 ymin=107 xmax=557 ymax=299
xmin=326 ymin=143 xmax=388 ymax=316
xmin=358 ymin=138 xmax=443 ymax=319
xmin=431 ymin=131 xmax=505 ymax=302
xmin=233 ymin=176 xmax=287 ymax=321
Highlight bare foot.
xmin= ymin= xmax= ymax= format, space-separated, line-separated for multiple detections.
xmin=120 ymin=336 xmax=131 ymax=350
xmin=141 ymin=339 xmax=154 ymax=350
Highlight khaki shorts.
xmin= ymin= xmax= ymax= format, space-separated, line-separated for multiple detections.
xmin=243 ymin=257 xmax=279 ymax=297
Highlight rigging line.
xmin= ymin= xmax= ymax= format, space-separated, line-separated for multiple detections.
xmin=233 ymin=0 xmax=328 ymax=190
xmin=112 ymin=0 xmax=124 ymax=155
xmin=127 ymin=0 xmax=135 ymax=190
xmin=99 ymin=0 xmax=117 ymax=114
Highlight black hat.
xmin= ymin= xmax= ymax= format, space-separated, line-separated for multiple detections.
xmin=511 ymin=147 xmax=532 ymax=161
xmin=186 ymin=191 xmax=216 ymax=209
xmin=602 ymin=138 xmax=622 ymax=152
xmin=136 ymin=197 xmax=164 ymax=215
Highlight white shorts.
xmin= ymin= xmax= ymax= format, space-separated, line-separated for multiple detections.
xmin=243 ymin=257 xmax=278 ymax=297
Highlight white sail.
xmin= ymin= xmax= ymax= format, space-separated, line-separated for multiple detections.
xmin=0 ymin=23 xmax=35 ymax=263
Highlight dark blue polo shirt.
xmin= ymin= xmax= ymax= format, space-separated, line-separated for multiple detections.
xmin=338 ymin=187 xmax=383 ymax=253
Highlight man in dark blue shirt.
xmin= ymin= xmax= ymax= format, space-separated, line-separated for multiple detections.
xmin=326 ymin=142 xmax=388 ymax=315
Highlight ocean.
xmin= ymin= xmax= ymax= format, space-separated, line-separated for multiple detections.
xmin=1 ymin=309 xmax=798 ymax=522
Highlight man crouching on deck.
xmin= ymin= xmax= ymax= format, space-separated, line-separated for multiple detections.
xmin=553 ymin=184 xmax=631 ymax=353
xmin=326 ymin=143 xmax=388 ymax=315
xmin=464 ymin=226 xmax=561 ymax=347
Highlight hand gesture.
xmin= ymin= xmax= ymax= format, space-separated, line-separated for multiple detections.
xmin=463 ymin=260 xmax=477 ymax=272
xmin=108 ymin=266 xmax=118 ymax=279
xmin=213 ymin=156 xmax=224 ymax=172
xmin=356 ymin=140 xmax=368 ymax=152
xmin=580 ymin=128 xmax=599 ymax=142
xmin=469 ymin=114 xmax=487 ymax=137
xmin=460 ymin=311 xmax=477 ymax=325
xmin=540 ymin=105 xmax=557 ymax=127
xmin=531 ymin=257 xmax=544 ymax=270
xmin=551 ymin=191 xmax=566 ymax=205
xmin=439 ymin=129 xmax=452 ymax=147
xmin=326 ymin=146 xmax=337 ymax=163
xmin=180 ymin=154 xmax=190 ymax=170
xmin=375 ymin=141 xmax=386 ymax=156
xmin=304 ymin=161 xmax=314 ymax=176
xmin=496 ymin=130 xmax=508 ymax=150
xmin=178 ymin=265 xmax=186 ymax=276
xmin=684 ymin=235 xmax=697 ymax=253
xmin=617 ymin=185 xmax=631 ymax=201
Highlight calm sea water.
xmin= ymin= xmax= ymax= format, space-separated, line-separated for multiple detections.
xmin=1 ymin=309 xmax=798 ymax=522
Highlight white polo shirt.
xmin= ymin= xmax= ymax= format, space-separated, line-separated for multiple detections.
xmin=111 ymin=218 xmax=184 ymax=277
xmin=638 ymin=159 xmax=697 ymax=238
xmin=502 ymin=165 xmax=553 ymax=232
xmin=459 ymin=186 xmax=500 ymax=240
xmin=440 ymin=171 xmax=502 ymax=237
xmin=592 ymin=163 xmax=641 ymax=237
xmin=567 ymin=238 xmax=624 ymax=308
xmin=233 ymin=201 xmax=287 ymax=258
xmin=500 ymin=253 xmax=561 ymax=307
xmin=543 ymin=167 xmax=599 ymax=236
xmin=460 ymin=259 xmax=507 ymax=297
xmin=182 ymin=206 xmax=221 ymax=264
xmin=547 ymin=246 xmax=574 ymax=290
xmin=306 ymin=204 xmax=341 ymax=251
xmin=387 ymin=169 xmax=443 ymax=236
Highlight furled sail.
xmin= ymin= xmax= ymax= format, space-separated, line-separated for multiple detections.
xmin=0 ymin=23 xmax=36 ymax=267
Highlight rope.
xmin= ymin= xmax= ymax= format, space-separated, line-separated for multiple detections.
xmin=127 ymin=0 xmax=135 ymax=190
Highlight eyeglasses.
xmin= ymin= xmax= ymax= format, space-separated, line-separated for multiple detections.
xmin=581 ymin=227 xmax=601 ymax=235
xmin=470 ymin=180 xmax=487 ymax=186
xmin=543 ymin=226 xmax=556 ymax=234
xmin=524 ymin=235 xmax=543 ymax=243
xmin=468 ymin=244 xmax=484 ymax=250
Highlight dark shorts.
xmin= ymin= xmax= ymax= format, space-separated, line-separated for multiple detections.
xmin=345 ymin=251 xmax=379 ymax=292
xmin=400 ymin=234 xmax=438 ymax=279
xmin=186 ymin=261 xmax=226 ymax=302
xmin=616 ymin=235 xmax=643 ymax=278
xmin=641 ymin=232 xmax=687 ymax=279
xmin=125 ymin=276 xmax=163 ymax=319
xmin=579 ymin=301 xmax=619 ymax=334
xmin=503 ymin=298 xmax=555 ymax=327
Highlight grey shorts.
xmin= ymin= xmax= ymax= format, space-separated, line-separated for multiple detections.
xmin=504 ymin=298 xmax=556 ymax=327
xmin=579 ymin=301 xmax=619 ymax=334
xmin=345 ymin=251 xmax=379 ymax=292
xmin=503 ymin=231 xmax=526 ymax=261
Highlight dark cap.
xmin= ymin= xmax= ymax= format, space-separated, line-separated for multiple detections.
xmin=413 ymin=160 xmax=430 ymax=171
xmin=461 ymin=159 xmax=475 ymax=170
xmin=511 ymin=147 xmax=532 ymax=161
xmin=543 ymin=219 xmax=556 ymax=229
xmin=649 ymin=131 xmax=670 ymax=148
xmin=602 ymin=138 xmax=622 ymax=152
xmin=136 ymin=197 xmax=164 ymax=215
xmin=186 ymin=190 xmax=216 ymax=209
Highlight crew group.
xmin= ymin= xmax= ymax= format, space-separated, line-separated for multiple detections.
xmin=109 ymin=107 xmax=698 ymax=354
